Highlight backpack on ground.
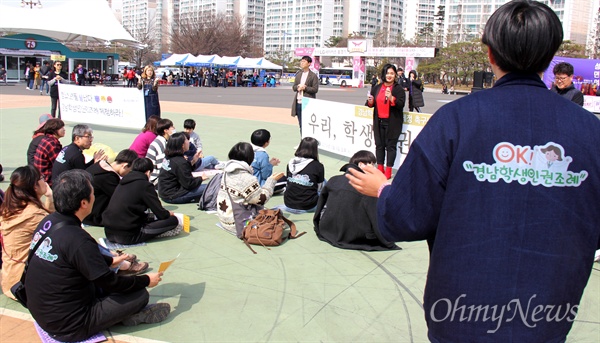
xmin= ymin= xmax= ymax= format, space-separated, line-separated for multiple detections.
xmin=198 ymin=173 xmax=223 ymax=211
xmin=242 ymin=208 xmax=305 ymax=254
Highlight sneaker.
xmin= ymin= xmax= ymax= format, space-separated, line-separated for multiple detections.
xmin=117 ymin=261 xmax=148 ymax=276
xmin=122 ymin=303 xmax=171 ymax=326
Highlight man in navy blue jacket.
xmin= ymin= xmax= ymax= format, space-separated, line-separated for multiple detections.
xmin=347 ymin=1 xmax=600 ymax=342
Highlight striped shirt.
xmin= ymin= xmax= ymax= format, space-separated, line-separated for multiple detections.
xmin=145 ymin=135 xmax=167 ymax=185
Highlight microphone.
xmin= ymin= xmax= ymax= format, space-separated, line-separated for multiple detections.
xmin=384 ymin=96 xmax=388 ymax=104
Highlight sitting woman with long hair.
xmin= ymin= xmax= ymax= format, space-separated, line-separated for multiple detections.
xmin=0 ymin=165 xmax=54 ymax=299
xmin=283 ymin=137 xmax=325 ymax=213
xmin=158 ymin=132 xmax=207 ymax=204
xmin=129 ymin=115 xmax=160 ymax=158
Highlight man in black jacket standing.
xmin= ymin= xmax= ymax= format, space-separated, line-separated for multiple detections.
xmin=550 ymin=62 xmax=584 ymax=106
xmin=25 ymin=170 xmax=170 ymax=342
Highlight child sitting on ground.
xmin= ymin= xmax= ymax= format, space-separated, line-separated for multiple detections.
xmin=313 ymin=150 xmax=399 ymax=251
xmin=183 ymin=118 xmax=219 ymax=171
xmin=250 ymin=129 xmax=286 ymax=192
xmin=282 ymin=137 xmax=325 ymax=213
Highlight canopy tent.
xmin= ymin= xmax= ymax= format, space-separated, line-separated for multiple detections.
xmin=184 ymin=54 xmax=217 ymax=67
xmin=237 ymin=57 xmax=282 ymax=70
xmin=212 ymin=56 xmax=242 ymax=68
xmin=0 ymin=0 xmax=142 ymax=49
xmin=160 ymin=53 xmax=192 ymax=66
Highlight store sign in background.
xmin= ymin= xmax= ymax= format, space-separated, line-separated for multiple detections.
xmin=301 ymin=98 xmax=431 ymax=169
xmin=59 ymin=83 xmax=145 ymax=129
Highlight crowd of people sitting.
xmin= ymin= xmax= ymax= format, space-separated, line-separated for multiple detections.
xmin=0 ymin=110 xmax=402 ymax=340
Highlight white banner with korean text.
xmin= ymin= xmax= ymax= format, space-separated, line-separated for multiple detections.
xmin=58 ymin=83 xmax=145 ymax=129
xmin=301 ymin=98 xmax=432 ymax=169
xmin=584 ymin=95 xmax=600 ymax=113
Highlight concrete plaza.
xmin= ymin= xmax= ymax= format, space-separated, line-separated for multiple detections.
xmin=0 ymin=84 xmax=598 ymax=342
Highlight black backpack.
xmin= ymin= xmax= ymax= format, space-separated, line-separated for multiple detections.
xmin=198 ymin=173 xmax=223 ymax=211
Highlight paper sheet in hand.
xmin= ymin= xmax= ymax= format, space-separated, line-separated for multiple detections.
xmin=158 ymin=254 xmax=180 ymax=273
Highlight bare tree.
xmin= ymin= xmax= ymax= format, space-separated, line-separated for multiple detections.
xmin=170 ymin=12 xmax=261 ymax=57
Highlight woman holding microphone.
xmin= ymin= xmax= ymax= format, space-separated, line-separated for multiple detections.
xmin=366 ymin=64 xmax=405 ymax=180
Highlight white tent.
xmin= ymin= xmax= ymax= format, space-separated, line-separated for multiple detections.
xmin=0 ymin=0 xmax=142 ymax=48
xmin=237 ymin=57 xmax=282 ymax=70
xmin=212 ymin=56 xmax=242 ymax=68
xmin=184 ymin=54 xmax=217 ymax=67
xmin=160 ymin=53 xmax=192 ymax=66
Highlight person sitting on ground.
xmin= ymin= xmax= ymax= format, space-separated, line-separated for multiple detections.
xmin=283 ymin=137 xmax=325 ymax=213
xmin=83 ymin=149 xmax=138 ymax=226
xmin=33 ymin=119 xmax=66 ymax=186
xmin=103 ymin=158 xmax=180 ymax=245
xmin=313 ymin=151 xmax=399 ymax=251
xmin=130 ymin=115 xmax=159 ymax=158
xmin=182 ymin=118 xmax=219 ymax=171
xmin=217 ymin=142 xmax=284 ymax=236
xmin=158 ymin=132 xmax=208 ymax=204
xmin=250 ymin=129 xmax=286 ymax=193
xmin=25 ymin=170 xmax=170 ymax=342
xmin=250 ymin=129 xmax=280 ymax=186
xmin=145 ymin=118 xmax=175 ymax=185
xmin=26 ymin=115 xmax=56 ymax=166
xmin=0 ymin=166 xmax=54 ymax=300
xmin=51 ymin=124 xmax=106 ymax=186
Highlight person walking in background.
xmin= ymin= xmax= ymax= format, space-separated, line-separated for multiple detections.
xmin=397 ymin=67 xmax=409 ymax=90
xmin=366 ymin=64 xmax=405 ymax=180
xmin=347 ymin=1 xmax=600 ymax=340
xmin=407 ymin=70 xmax=424 ymax=112
xmin=137 ymin=65 xmax=161 ymax=120
xmin=550 ymin=62 xmax=584 ymax=106
xmin=40 ymin=60 xmax=51 ymax=95
xmin=47 ymin=61 xmax=69 ymax=119
xmin=75 ymin=64 xmax=86 ymax=86
xmin=33 ymin=62 xmax=41 ymax=90
xmin=291 ymin=56 xmax=319 ymax=135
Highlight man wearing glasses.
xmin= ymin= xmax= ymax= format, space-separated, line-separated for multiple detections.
xmin=550 ymin=62 xmax=584 ymax=106
xmin=51 ymin=124 xmax=106 ymax=186
xmin=47 ymin=61 xmax=69 ymax=118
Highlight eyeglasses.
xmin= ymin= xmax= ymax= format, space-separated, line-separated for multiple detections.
xmin=554 ymin=75 xmax=570 ymax=82
xmin=78 ymin=135 xmax=94 ymax=139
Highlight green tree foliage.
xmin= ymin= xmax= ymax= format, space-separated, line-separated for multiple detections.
xmin=555 ymin=40 xmax=587 ymax=58
xmin=417 ymin=39 xmax=488 ymax=86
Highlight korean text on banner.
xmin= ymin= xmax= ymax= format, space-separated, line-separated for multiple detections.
xmin=301 ymin=97 xmax=432 ymax=169
xmin=58 ymin=83 xmax=146 ymax=129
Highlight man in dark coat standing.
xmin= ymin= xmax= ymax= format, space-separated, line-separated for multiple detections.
xmin=291 ymin=56 xmax=319 ymax=135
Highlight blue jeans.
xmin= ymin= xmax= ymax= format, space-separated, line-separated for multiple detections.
xmin=275 ymin=204 xmax=316 ymax=214
xmin=193 ymin=155 xmax=219 ymax=172
xmin=163 ymin=183 xmax=208 ymax=204
xmin=40 ymin=79 xmax=49 ymax=93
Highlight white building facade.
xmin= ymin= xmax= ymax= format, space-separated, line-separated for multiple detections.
xmin=263 ymin=0 xmax=404 ymax=56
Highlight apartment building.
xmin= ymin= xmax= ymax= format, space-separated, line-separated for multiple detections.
xmin=436 ymin=0 xmax=595 ymax=45
xmin=263 ymin=0 xmax=403 ymax=56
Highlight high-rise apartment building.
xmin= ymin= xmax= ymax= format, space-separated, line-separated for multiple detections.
xmin=116 ymin=0 xmax=598 ymax=55
xmin=427 ymin=0 xmax=595 ymax=46
xmin=263 ymin=0 xmax=403 ymax=56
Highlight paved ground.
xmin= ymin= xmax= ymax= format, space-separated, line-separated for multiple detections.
xmin=0 ymin=85 xmax=598 ymax=343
